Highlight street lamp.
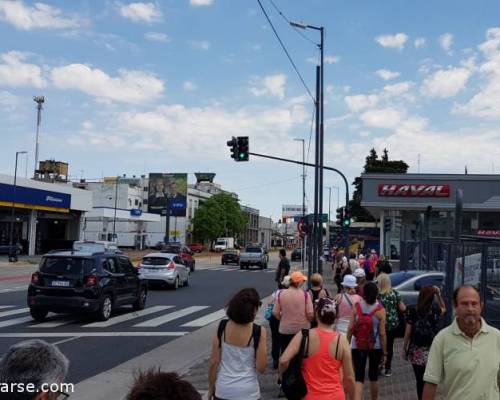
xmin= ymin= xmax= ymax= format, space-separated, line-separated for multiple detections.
xmin=294 ymin=138 xmax=306 ymax=276
xmin=112 ymin=176 xmax=119 ymax=242
xmin=9 ymin=151 xmax=27 ymax=262
xmin=33 ymin=96 xmax=44 ymax=177
xmin=290 ymin=19 xmax=325 ymax=274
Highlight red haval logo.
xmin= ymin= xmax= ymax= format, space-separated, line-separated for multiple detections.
xmin=378 ymin=184 xmax=450 ymax=197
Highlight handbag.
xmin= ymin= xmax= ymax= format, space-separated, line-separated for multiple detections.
xmin=281 ymin=329 xmax=309 ymax=400
xmin=265 ymin=303 xmax=274 ymax=320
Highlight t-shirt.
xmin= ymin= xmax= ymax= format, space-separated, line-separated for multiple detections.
xmin=379 ymin=289 xmax=402 ymax=331
xmin=405 ymin=305 xmax=441 ymax=366
xmin=273 ymin=288 xmax=313 ymax=334
xmin=275 ymin=257 xmax=290 ymax=283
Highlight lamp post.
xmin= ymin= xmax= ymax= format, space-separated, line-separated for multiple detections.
xmin=9 ymin=151 xmax=27 ymax=262
xmin=33 ymin=96 xmax=44 ymax=177
xmin=290 ymin=20 xmax=325 ymax=274
xmin=112 ymin=176 xmax=119 ymax=242
xmin=294 ymin=138 xmax=306 ymax=274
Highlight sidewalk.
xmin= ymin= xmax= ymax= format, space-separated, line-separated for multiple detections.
xmin=183 ymin=261 xmax=419 ymax=399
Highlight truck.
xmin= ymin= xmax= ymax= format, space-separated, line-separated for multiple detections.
xmin=239 ymin=245 xmax=269 ymax=270
xmin=214 ymin=237 xmax=235 ymax=252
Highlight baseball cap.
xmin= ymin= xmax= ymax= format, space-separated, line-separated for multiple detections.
xmin=281 ymin=275 xmax=291 ymax=287
xmin=290 ymin=271 xmax=307 ymax=283
xmin=341 ymin=274 xmax=357 ymax=288
xmin=353 ymin=268 xmax=366 ymax=278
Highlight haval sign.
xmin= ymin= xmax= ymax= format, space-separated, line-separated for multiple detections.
xmin=378 ymin=184 xmax=450 ymax=197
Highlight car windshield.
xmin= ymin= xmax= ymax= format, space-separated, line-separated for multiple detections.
xmin=40 ymin=257 xmax=94 ymax=277
xmin=216 ymin=240 xmax=226 ymax=245
xmin=162 ymin=246 xmax=180 ymax=253
xmin=389 ymin=271 xmax=420 ymax=287
xmin=245 ymin=247 xmax=261 ymax=253
xmin=142 ymin=257 xmax=171 ymax=266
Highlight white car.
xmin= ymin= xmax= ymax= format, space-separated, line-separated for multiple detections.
xmin=138 ymin=253 xmax=189 ymax=290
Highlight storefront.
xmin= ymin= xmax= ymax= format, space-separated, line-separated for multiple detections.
xmin=361 ymin=174 xmax=500 ymax=257
xmin=0 ymin=174 xmax=92 ymax=255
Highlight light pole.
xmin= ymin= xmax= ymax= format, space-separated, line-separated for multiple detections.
xmin=293 ymin=138 xmax=307 ymax=274
xmin=112 ymin=176 xmax=119 ymax=242
xmin=33 ymin=96 xmax=44 ymax=177
xmin=290 ymin=20 xmax=325 ymax=274
xmin=9 ymin=151 xmax=27 ymax=262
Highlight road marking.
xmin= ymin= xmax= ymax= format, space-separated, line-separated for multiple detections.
xmin=52 ymin=336 xmax=81 ymax=346
xmin=0 ymin=306 xmax=14 ymax=310
xmin=0 ymin=332 xmax=188 ymax=338
xmin=181 ymin=309 xmax=226 ymax=327
xmin=0 ymin=316 xmax=33 ymax=328
xmin=134 ymin=306 xmax=209 ymax=328
xmin=29 ymin=316 xmax=77 ymax=329
xmin=83 ymin=305 xmax=174 ymax=328
xmin=0 ymin=307 xmax=29 ymax=318
xmin=0 ymin=286 xmax=27 ymax=294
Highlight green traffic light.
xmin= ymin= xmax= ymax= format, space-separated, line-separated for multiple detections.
xmin=343 ymin=219 xmax=350 ymax=226
xmin=239 ymin=152 xmax=246 ymax=159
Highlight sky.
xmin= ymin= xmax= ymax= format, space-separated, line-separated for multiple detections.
xmin=1 ymin=0 xmax=500 ymax=221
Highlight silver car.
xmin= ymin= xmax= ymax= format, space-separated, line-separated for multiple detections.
xmin=138 ymin=253 xmax=189 ymax=290
xmin=389 ymin=270 xmax=445 ymax=306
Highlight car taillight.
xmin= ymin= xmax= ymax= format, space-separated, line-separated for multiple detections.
xmin=31 ymin=272 xmax=39 ymax=284
xmin=85 ymin=275 xmax=98 ymax=286
xmin=167 ymin=262 xmax=175 ymax=270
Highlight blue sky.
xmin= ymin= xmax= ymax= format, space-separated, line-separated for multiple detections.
xmin=1 ymin=0 xmax=500 ymax=220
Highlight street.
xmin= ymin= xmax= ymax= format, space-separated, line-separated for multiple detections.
xmin=0 ymin=253 xmax=290 ymax=385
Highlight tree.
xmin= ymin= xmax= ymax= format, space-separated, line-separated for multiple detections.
xmin=349 ymin=148 xmax=409 ymax=222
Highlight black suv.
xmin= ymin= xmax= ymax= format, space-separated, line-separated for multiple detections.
xmin=27 ymin=250 xmax=147 ymax=322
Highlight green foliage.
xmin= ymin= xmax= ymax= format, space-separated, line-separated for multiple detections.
xmin=349 ymin=148 xmax=409 ymax=222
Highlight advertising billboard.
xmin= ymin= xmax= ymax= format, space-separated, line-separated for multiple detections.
xmin=148 ymin=173 xmax=187 ymax=217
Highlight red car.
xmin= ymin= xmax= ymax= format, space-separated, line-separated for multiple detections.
xmin=187 ymin=243 xmax=204 ymax=253
xmin=161 ymin=244 xmax=196 ymax=272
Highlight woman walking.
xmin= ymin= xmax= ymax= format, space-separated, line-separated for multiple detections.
xmin=334 ymin=274 xmax=361 ymax=335
xmin=279 ymin=298 xmax=355 ymax=400
xmin=208 ymin=288 xmax=267 ymax=400
xmin=348 ymin=282 xmax=387 ymax=400
xmin=267 ymin=275 xmax=290 ymax=369
xmin=308 ymin=273 xmax=330 ymax=328
xmin=377 ymin=273 xmax=406 ymax=377
xmin=273 ymin=271 xmax=314 ymax=354
xmin=403 ymin=285 xmax=445 ymax=400
xmin=332 ymin=252 xmax=345 ymax=294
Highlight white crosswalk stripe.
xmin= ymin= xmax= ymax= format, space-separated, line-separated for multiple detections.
xmin=83 ymin=305 xmax=174 ymax=328
xmin=134 ymin=306 xmax=209 ymax=328
xmin=0 ymin=316 xmax=33 ymax=328
xmin=181 ymin=309 xmax=226 ymax=327
xmin=30 ymin=316 xmax=78 ymax=329
xmin=0 ymin=306 xmax=14 ymax=310
xmin=0 ymin=308 xmax=29 ymax=318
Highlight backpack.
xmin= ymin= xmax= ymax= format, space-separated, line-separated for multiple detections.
xmin=353 ymin=302 xmax=382 ymax=350
xmin=411 ymin=314 xmax=435 ymax=347
xmin=217 ymin=319 xmax=261 ymax=353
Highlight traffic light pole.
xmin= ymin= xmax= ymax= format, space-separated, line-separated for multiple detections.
xmin=247 ymin=151 xmax=351 ymax=254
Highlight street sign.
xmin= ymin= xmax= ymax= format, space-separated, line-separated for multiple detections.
xmin=305 ymin=213 xmax=328 ymax=223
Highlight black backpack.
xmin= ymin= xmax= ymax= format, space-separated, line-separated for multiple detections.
xmin=411 ymin=314 xmax=435 ymax=347
xmin=217 ymin=319 xmax=261 ymax=353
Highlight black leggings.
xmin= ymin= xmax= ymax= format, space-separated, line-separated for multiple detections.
xmin=412 ymin=364 xmax=426 ymax=400
xmin=269 ymin=315 xmax=280 ymax=363
xmin=385 ymin=329 xmax=396 ymax=370
xmin=351 ymin=349 xmax=383 ymax=382
xmin=279 ymin=333 xmax=295 ymax=355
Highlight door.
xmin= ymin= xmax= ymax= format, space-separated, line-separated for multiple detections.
xmin=120 ymin=257 xmax=140 ymax=301
xmin=174 ymin=256 xmax=188 ymax=282
xmin=102 ymin=257 xmax=127 ymax=303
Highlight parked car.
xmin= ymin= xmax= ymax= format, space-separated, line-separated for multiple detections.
xmin=221 ymin=249 xmax=240 ymax=265
xmin=151 ymin=241 xmax=165 ymax=250
xmin=239 ymin=245 xmax=268 ymax=270
xmin=291 ymin=248 xmax=303 ymax=261
xmin=138 ymin=253 xmax=189 ymax=290
xmin=27 ymin=250 xmax=147 ymax=322
xmin=187 ymin=243 xmax=204 ymax=253
xmin=388 ymin=270 xmax=445 ymax=306
xmin=161 ymin=244 xmax=196 ymax=272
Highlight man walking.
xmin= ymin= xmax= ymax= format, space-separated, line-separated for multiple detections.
xmin=275 ymin=249 xmax=290 ymax=289
xmin=422 ymin=285 xmax=500 ymax=400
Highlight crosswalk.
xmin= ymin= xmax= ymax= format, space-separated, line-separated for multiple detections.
xmin=201 ymin=266 xmax=276 ymax=273
xmin=0 ymin=303 xmax=227 ymax=337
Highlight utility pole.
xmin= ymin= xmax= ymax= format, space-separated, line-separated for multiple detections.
xmin=294 ymin=138 xmax=306 ymax=274
xmin=9 ymin=151 xmax=27 ymax=262
xmin=112 ymin=176 xmax=119 ymax=242
xmin=33 ymin=96 xmax=44 ymax=177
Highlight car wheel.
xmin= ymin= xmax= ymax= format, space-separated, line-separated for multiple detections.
xmin=96 ymin=295 xmax=113 ymax=321
xmin=184 ymin=272 xmax=190 ymax=287
xmin=172 ymin=276 xmax=179 ymax=290
xmin=30 ymin=307 xmax=48 ymax=322
xmin=239 ymin=263 xmax=244 ymax=270
xmin=133 ymin=287 xmax=147 ymax=311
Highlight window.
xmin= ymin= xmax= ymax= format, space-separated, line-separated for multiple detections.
xmin=414 ymin=274 xmax=444 ymax=291
xmin=103 ymin=258 xmax=118 ymax=274
xmin=141 ymin=257 xmax=170 ymax=266
xmin=118 ymin=257 xmax=135 ymax=274
xmin=135 ymin=199 xmax=139 ymax=206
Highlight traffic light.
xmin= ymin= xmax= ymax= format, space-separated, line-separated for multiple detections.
xmin=227 ymin=136 xmax=237 ymax=160
xmin=236 ymin=136 xmax=249 ymax=161
xmin=342 ymin=208 xmax=351 ymax=227
xmin=336 ymin=207 xmax=344 ymax=226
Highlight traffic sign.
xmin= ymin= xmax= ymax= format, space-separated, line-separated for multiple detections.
xmin=297 ymin=218 xmax=306 ymax=237
xmin=305 ymin=213 xmax=328 ymax=223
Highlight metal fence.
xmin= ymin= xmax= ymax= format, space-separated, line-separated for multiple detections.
xmin=400 ymin=237 xmax=500 ymax=328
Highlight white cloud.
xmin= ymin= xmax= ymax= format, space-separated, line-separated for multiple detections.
xmin=188 ymin=40 xmax=211 ymax=50
xmin=0 ymin=0 xmax=81 ymax=30
xmin=383 ymin=81 xmax=413 ymax=97
xmin=118 ymin=2 xmax=162 ymax=23
xmin=439 ymin=33 xmax=454 ymax=55
xmin=358 ymin=131 xmax=372 ymax=138
xmin=414 ymin=37 xmax=426 ymax=48
xmin=183 ymin=81 xmax=197 ymax=91
xmin=375 ymin=33 xmax=409 ymax=50
xmin=50 ymin=64 xmax=164 ymax=103
xmin=360 ymin=107 xmax=404 ymax=129
xmin=325 ymin=55 xmax=340 ymax=64
xmin=456 ymin=28 xmax=500 ymax=118
xmin=250 ymin=73 xmax=286 ymax=99
xmin=344 ymin=94 xmax=379 ymax=112
xmin=190 ymin=0 xmax=214 ymax=6
xmin=0 ymin=51 xmax=46 ymax=88
xmin=0 ymin=90 xmax=18 ymax=110
xmin=375 ymin=69 xmax=400 ymax=80
xmin=420 ymin=67 xmax=470 ymax=98
xmin=82 ymin=121 xmax=94 ymax=130
xmin=144 ymin=32 xmax=170 ymax=42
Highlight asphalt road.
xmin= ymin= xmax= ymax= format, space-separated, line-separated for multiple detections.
xmin=0 ymin=254 xmax=291 ymax=383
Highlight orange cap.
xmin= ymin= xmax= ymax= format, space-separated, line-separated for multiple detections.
xmin=290 ymin=271 xmax=307 ymax=283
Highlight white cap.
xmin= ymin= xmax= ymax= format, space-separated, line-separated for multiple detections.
xmin=353 ymin=268 xmax=366 ymax=278
xmin=341 ymin=274 xmax=357 ymax=288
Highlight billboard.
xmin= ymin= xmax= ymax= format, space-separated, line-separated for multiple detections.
xmin=282 ymin=204 xmax=307 ymax=219
xmin=148 ymin=173 xmax=187 ymax=217
xmin=0 ymin=183 xmax=71 ymax=210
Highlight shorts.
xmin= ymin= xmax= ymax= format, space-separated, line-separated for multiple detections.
xmin=351 ymin=349 xmax=383 ymax=383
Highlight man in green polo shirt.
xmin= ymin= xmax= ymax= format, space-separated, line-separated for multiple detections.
xmin=423 ymin=285 xmax=500 ymax=400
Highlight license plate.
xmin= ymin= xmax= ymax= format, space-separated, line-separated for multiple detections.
xmin=51 ymin=280 xmax=70 ymax=287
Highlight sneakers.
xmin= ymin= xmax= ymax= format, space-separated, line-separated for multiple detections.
xmin=384 ymin=369 xmax=392 ymax=377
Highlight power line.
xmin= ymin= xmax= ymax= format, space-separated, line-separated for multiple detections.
xmin=256 ymin=0 xmax=315 ymax=103
xmin=267 ymin=0 xmax=317 ymax=46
